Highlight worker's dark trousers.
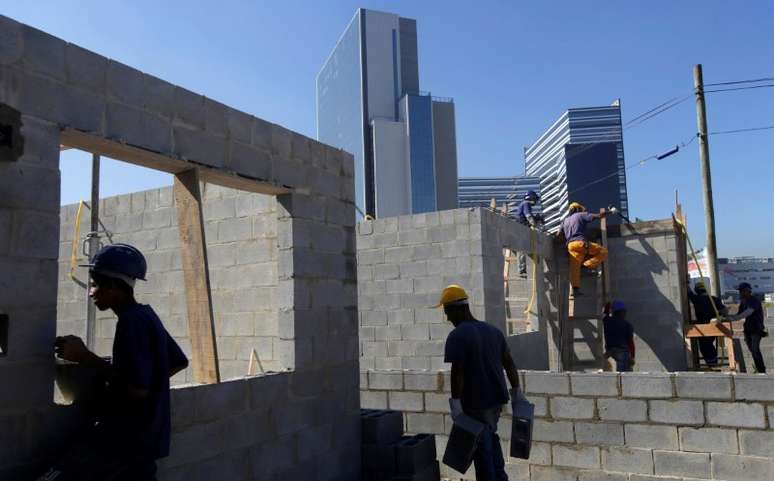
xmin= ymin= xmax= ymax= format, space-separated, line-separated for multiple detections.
xmin=698 ymin=337 xmax=718 ymax=366
xmin=745 ymin=332 xmax=767 ymax=373
xmin=466 ymin=406 xmax=508 ymax=481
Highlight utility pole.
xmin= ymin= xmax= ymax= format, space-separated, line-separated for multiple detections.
xmin=86 ymin=153 xmax=100 ymax=350
xmin=693 ymin=64 xmax=721 ymax=296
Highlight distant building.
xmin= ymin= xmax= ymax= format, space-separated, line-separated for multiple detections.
xmin=458 ymin=176 xmax=541 ymax=217
xmin=525 ymin=102 xmax=629 ymax=232
xmin=317 ymin=8 xmax=458 ymax=219
xmin=688 ymin=251 xmax=774 ymax=297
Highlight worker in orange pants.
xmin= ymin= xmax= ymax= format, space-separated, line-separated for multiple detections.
xmin=560 ymin=202 xmax=608 ymax=298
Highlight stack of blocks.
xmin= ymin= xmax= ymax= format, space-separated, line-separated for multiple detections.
xmin=362 ymin=409 xmax=440 ymax=481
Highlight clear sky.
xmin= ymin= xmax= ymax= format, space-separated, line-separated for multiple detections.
xmin=5 ymin=1 xmax=773 ymax=257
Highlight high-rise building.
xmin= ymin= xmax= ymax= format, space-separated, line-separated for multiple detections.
xmin=525 ymin=102 xmax=628 ymax=232
xmin=458 ymin=176 xmax=541 ymax=217
xmin=317 ymin=9 xmax=458 ymax=219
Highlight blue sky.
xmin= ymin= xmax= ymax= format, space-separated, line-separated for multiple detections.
xmin=5 ymin=1 xmax=773 ymax=256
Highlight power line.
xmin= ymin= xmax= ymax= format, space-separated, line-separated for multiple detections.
xmin=624 ymin=95 xmax=693 ymax=130
xmin=624 ymin=95 xmax=690 ymax=126
xmin=709 ymin=125 xmax=774 ymax=136
xmin=705 ymin=77 xmax=774 ymax=87
xmin=705 ymin=83 xmax=774 ymax=94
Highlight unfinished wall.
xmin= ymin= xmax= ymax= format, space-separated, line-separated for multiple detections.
xmin=58 ymin=185 xmax=281 ymax=383
xmin=362 ymin=369 xmax=774 ymax=480
xmin=0 ymin=15 xmax=359 ymax=480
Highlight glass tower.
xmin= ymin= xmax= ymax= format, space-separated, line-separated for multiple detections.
xmin=317 ymin=9 xmax=458 ymax=219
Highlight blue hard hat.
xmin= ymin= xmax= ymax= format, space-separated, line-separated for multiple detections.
xmin=81 ymin=243 xmax=147 ymax=282
xmin=525 ymin=190 xmax=539 ymax=200
xmin=738 ymin=282 xmax=752 ymax=291
xmin=611 ymin=300 xmax=626 ymax=312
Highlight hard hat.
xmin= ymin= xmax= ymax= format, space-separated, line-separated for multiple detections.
xmin=434 ymin=284 xmax=469 ymax=308
xmin=737 ymin=282 xmax=752 ymax=291
xmin=568 ymin=202 xmax=586 ymax=212
xmin=694 ymin=281 xmax=707 ymax=292
xmin=81 ymin=243 xmax=147 ymax=286
xmin=525 ymin=190 xmax=539 ymax=201
xmin=611 ymin=300 xmax=626 ymax=312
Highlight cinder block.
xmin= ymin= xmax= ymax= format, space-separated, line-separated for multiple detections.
xmin=674 ymin=372 xmax=732 ymax=400
xmin=550 ymin=396 xmax=595 ymax=419
xmin=530 ymin=465 xmax=579 ymax=481
xmin=395 ymin=433 xmax=436 ymax=475
xmin=362 ymin=441 xmax=397 ymax=472
xmin=706 ymin=401 xmax=766 ymax=428
xmin=533 ymin=419 xmax=574 ymax=443
xmin=621 ymin=373 xmax=673 ymax=398
xmin=524 ymin=371 xmax=570 ymax=395
xmin=597 ymin=399 xmax=647 ymax=422
xmin=362 ymin=409 xmax=403 ymax=444
xmin=734 ymin=375 xmax=774 ymax=401
xmin=601 ymin=446 xmax=654 ymax=475
xmin=653 ymin=450 xmax=710 ymax=479
xmin=577 ymin=471 xmax=627 ymax=481
xmin=369 ymin=371 xmax=403 ymax=390
xmin=711 ymin=453 xmax=774 ymax=481
xmin=389 ymin=392 xmax=424 ymax=412
xmin=624 ymin=424 xmax=678 ymax=450
xmin=575 ymin=422 xmax=624 ymax=446
xmin=404 ymin=372 xmax=440 ymax=391
xmin=679 ymin=427 xmax=738 ymax=454
xmin=648 ymin=400 xmax=704 ymax=425
xmin=570 ymin=372 xmax=619 ymax=396
xmin=423 ymin=393 xmax=448 ymax=413
xmin=406 ymin=413 xmax=444 ymax=435
xmin=553 ymin=444 xmax=600 ymax=469
xmin=738 ymin=430 xmax=774 ymax=457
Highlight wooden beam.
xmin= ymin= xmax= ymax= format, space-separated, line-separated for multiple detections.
xmin=173 ymin=168 xmax=220 ymax=384
xmin=684 ymin=321 xmax=744 ymax=338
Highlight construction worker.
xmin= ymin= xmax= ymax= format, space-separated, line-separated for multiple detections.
xmin=560 ymin=202 xmax=608 ymax=298
xmin=516 ymin=190 xmax=542 ymax=276
xmin=439 ymin=284 xmax=522 ymax=481
xmin=686 ymin=281 xmax=727 ymax=367
xmin=725 ymin=282 xmax=767 ymax=373
xmin=603 ymin=300 xmax=635 ymax=371
xmin=41 ymin=244 xmax=188 ymax=481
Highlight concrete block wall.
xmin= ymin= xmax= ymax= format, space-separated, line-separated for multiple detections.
xmin=1 ymin=15 xmax=360 ymax=480
xmin=361 ymin=370 xmax=774 ymax=480
xmin=57 ymin=185 xmax=281 ymax=383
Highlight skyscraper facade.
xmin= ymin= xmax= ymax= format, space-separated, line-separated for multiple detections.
xmin=458 ymin=176 xmax=541 ymax=217
xmin=525 ymin=103 xmax=628 ymax=232
xmin=317 ymin=9 xmax=458 ymax=219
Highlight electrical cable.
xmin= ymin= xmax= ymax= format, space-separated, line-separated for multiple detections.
xmin=709 ymin=125 xmax=774 ymax=136
xmin=704 ymin=77 xmax=774 ymax=87
xmin=704 ymin=83 xmax=774 ymax=94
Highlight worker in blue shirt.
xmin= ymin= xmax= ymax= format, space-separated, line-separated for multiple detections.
xmin=439 ymin=284 xmax=523 ymax=481
xmin=603 ymin=300 xmax=635 ymax=371
xmin=726 ymin=282 xmax=767 ymax=373
xmin=42 ymin=244 xmax=188 ymax=481
xmin=516 ymin=190 xmax=542 ymax=276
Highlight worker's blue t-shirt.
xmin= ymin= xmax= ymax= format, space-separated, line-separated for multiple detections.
xmin=444 ymin=319 xmax=510 ymax=410
xmin=739 ymin=296 xmax=765 ymax=334
xmin=517 ymin=201 xmax=533 ymax=224
xmin=103 ymin=303 xmax=187 ymax=460
xmin=603 ymin=315 xmax=633 ymax=351
xmin=561 ymin=212 xmax=594 ymax=244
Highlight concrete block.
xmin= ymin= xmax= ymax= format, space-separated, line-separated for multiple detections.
xmin=621 ymin=373 xmax=673 ymax=398
xmin=577 ymin=471 xmax=627 ymax=481
xmin=359 ymin=248 xmax=385 ymax=265
xmin=601 ymin=446 xmax=654 ymax=475
xmin=406 ymin=413 xmax=444 ymax=435
xmin=374 ymin=264 xmax=400 ymax=280
xmin=424 ymin=393 xmax=448 ymax=413
xmin=570 ymin=372 xmax=619 ymax=396
xmin=533 ymin=419 xmax=574 ymax=443
xmin=525 ymin=371 xmax=570 ymax=395
xmin=362 ymin=409 xmax=403 ymax=444
xmin=395 ymin=433 xmax=436 ymax=475
xmin=648 ymin=400 xmax=704 ymax=425
xmin=389 ymin=309 xmax=416 ymax=326
xmin=228 ymin=140 xmax=272 ymax=180
xmin=389 ymin=392 xmax=424 ymax=412
xmin=734 ymin=374 xmax=774 ymax=401
xmin=64 ymin=43 xmax=106 ymax=92
xmin=550 ymin=396 xmax=595 ymax=420
xmin=530 ymin=465 xmax=579 ymax=481
xmin=679 ymin=427 xmax=738 ymax=454
xmin=404 ymin=372 xmax=440 ymax=391
xmin=172 ymin=126 xmax=226 ymax=168
xmin=575 ymin=422 xmax=625 ymax=446
xmin=597 ymin=399 xmax=647 ymax=422
xmin=401 ymin=325 xmax=429 ymax=341
xmin=674 ymin=372 xmax=732 ymax=400
xmin=624 ymin=424 xmax=678 ymax=450
xmin=553 ymin=444 xmax=600 ymax=469
xmin=706 ymin=401 xmax=766 ymax=428
xmin=362 ymin=441 xmax=398 ymax=472
xmin=738 ymin=429 xmax=774 ymax=457
xmin=369 ymin=371 xmax=403 ymax=390
xmin=361 ymin=390 xmax=388 ymax=410
xmin=21 ymin=24 xmax=66 ymax=80
xmin=711 ymin=453 xmax=774 ymax=481
xmin=653 ymin=450 xmax=710 ymax=479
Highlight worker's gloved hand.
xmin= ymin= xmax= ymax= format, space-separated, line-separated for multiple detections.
xmin=449 ymin=398 xmax=463 ymax=421
xmin=609 ymin=207 xmax=618 ymax=214
xmin=54 ymin=335 xmax=89 ymax=363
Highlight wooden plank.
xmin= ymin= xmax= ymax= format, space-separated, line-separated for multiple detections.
xmin=684 ymin=321 xmax=744 ymax=338
xmin=174 ymin=168 xmax=220 ymax=384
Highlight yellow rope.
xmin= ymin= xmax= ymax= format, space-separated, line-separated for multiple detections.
xmin=523 ymin=227 xmax=538 ymax=316
xmin=69 ymin=201 xmax=85 ymax=282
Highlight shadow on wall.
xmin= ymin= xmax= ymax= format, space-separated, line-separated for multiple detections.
xmin=612 ymin=234 xmax=687 ymax=372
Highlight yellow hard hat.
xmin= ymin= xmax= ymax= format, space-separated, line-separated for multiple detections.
xmin=694 ymin=281 xmax=707 ymax=291
xmin=434 ymin=284 xmax=469 ymax=308
xmin=569 ymin=202 xmax=586 ymax=212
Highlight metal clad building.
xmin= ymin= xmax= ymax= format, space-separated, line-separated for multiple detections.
xmin=458 ymin=176 xmax=541 ymax=216
xmin=525 ymin=103 xmax=628 ymax=232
